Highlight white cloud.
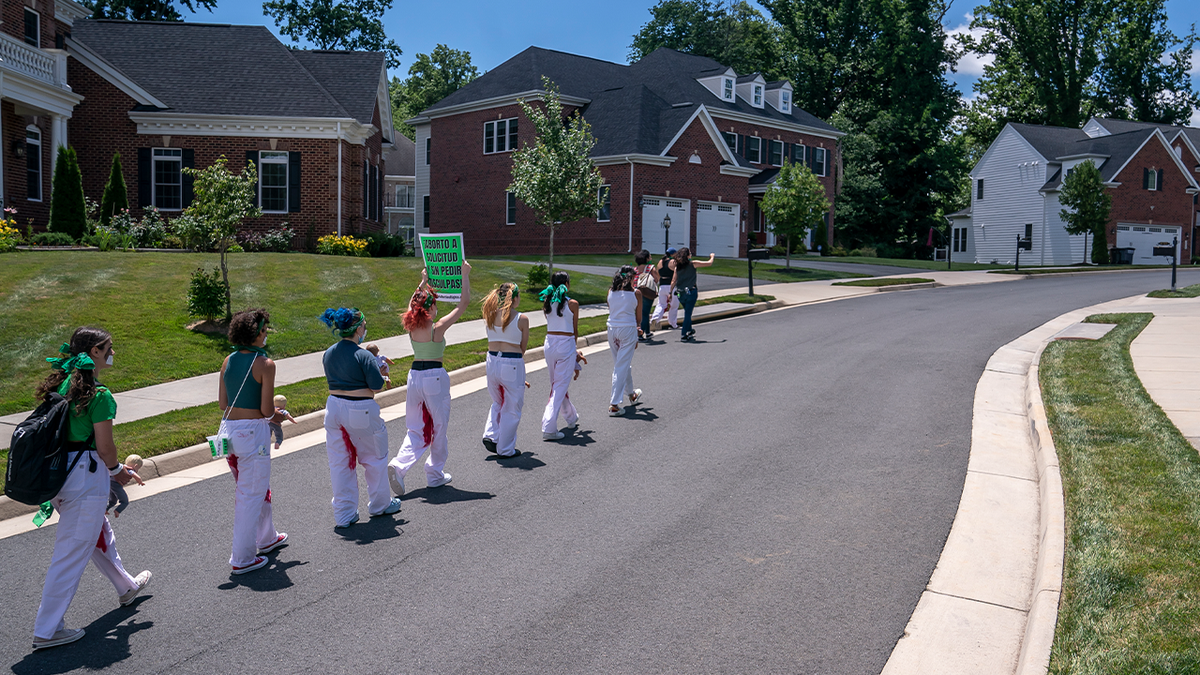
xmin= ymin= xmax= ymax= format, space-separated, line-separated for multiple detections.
xmin=1192 ymin=107 xmax=1200 ymax=128
xmin=1191 ymin=49 xmax=1199 ymax=76
xmin=947 ymin=15 xmax=994 ymax=77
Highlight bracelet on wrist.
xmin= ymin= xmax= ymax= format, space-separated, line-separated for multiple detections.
xmin=108 ymin=463 xmax=123 ymax=476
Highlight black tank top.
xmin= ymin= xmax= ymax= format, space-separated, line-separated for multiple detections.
xmin=675 ymin=261 xmax=697 ymax=289
xmin=658 ymin=257 xmax=674 ymax=285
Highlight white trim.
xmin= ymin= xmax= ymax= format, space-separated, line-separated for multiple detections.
xmin=1104 ymin=128 xmax=1199 ymax=191
xmin=376 ymin=66 xmax=395 ymax=144
xmin=151 ymin=147 xmax=184 ymax=211
xmin=418 ymin=89 xmax=591 ymax=121
xmin=484 ymin=117 xmax=519 ymax=154
xmin=810 ymin=146 xmax=828 ymax=177
xmin=257 ymin=149 xmax=290 ymax=214
xmin=593 ymin=154 xmax=675 ymax=167
xmin=722 ymin=164 xmax=761 ymax=178
xmin=23 ymin=7 xmax=40 ymax=49
xmin=1168 ymin=130 xmax=1200 ymax=168
xmin=970 ymin=124 xmax=1050 ymax=177
xmin=708 ymin=108 xmax=844 ymax=139
xmin=660 ymin=106 xmax=741 ymax=167
xmin=66 ymin=38 xmax=165 ymax=107
xmin=25 ymin=125 xmax=42 ymax=202
xmin=128 ymin=112 xmax=376 ymax=144
xmin=55 ymin=0 xmax=92 ymax=26
xmin=505 ymin=190 xmax=516 ymax=225
xmin=597 ymin=184 xmax=611 ymax=222
xmin=745 ymin=135 xmax=762 ymax=164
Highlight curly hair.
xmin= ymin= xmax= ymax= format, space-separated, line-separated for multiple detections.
xmin=35 ymin=326 xmax=112 ymax=415
xmin=229 ymin=308 xmax=270 ymax=345
xmin=482 ymin=282 xmax=519 ymax=330
xmin=319 ymin=307 xmax=365 ymax=338
xmin=611 ymin=265 xmax=636 ymax=292
xmin=403 ymin=290 xmax=435 ymax=331
xmin=543 ymin=271 xmax=571 ymax=316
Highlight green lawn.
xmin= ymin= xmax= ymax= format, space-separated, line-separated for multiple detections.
xmin=695 ymin=293 xmax=775 ymax=306
xmin=833 ymin=277 xmax=934 ymax=287
xmin=1147 ymin=283 xmax=1200 ymax=298
xmin=495 ymin=254 xmax=868 ymax=282
xmin=820 ymin=256 xmax=1010 ymax=271
xmin=1041 ymin=313 xmax=1200 ymax=673
xmin=0 ymin=251 xmax=611 ymax=415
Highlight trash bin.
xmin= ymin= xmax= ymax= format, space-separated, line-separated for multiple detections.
xmin=1115 ymin=247 xmax=1135 ymax=265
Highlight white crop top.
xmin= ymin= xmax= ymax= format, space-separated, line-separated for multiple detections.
xmin=607 ymin=290 xmax=638 ymax=327
xmin=485 ymin=312 xmax=523 ymax=343
xmin=545 ymin=304 xmax=575 ymax=333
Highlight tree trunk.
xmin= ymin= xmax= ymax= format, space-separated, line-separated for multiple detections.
xmin=786 ymin=234 xmax=791 ymax=268
xmin=548 ymin=225 xmax=555 ymax=275
xmin=1091 ymin=224 xmax=1109 ymax=265
xmin=220 ymin=243 xmax=232 ymax=321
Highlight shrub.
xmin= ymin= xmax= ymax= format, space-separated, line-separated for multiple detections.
xmin=316 ymin=233 xmax=369 ymax=257
xmin=827 ymin=246 xmax=849 ymax=257
xmin=49 ymin=147 xmax=87 ymax=240
xmin=227 ymin=243 xmax=245 ymax=253
xmin=238 ymin=225 xmax=295 ymax=252
xmin=526 ymin=263 xmax=550 ymax=288
xmin=162 ymin=234 xmax=184 ymax=249
xmin=187 ymin=267 xmax=227 ymax=321
xmin=363 ymin=230 xmax=407 ymax=257
xmin=109 ymin=209 xmax=134 ymax=234
xmin=770 ymin=244 xmax=788 ymax=256
xmin=172 ymin=213 xmax=213 ymax=251
xmin=32 ymin=231 xmax=76 ymax=246
xmin=849 ymin=247 xmax=878 ymax=258
xmin=83 ymin=226 xmax=119 ymax=251
xmin=0 ymin=216 xmax=20 ymax=253
xmin=100 ymin=153 xmax=129 ymax=227
xmin=129 ymin=207 xmax=169 ymax=248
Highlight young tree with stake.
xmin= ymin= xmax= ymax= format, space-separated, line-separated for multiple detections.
xmin=182 ymin=157 xmax=262 ymax=321
xmin=760 ymin=159 xmax=830 ymax=267
xmin=1059 ymin=159 xmax=1112 ymax=265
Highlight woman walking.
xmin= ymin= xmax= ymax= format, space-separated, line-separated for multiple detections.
xmin=388 ymin=264 xmax=472 ymax=495
xmin=633 ymin=249 xmax=659 ymax=341
xmin=319 ymin=307 xmax=400 ymax=529
xmin=481 ymin=282 xmax=529 ymax=457
xmin=649 ymin=247 xmax=678 ymax=331
xmin=32 ymin=328 xmax=151 ymax=650
xmin=219 ymin=309 xmax=287 ymax=571
xmin=607 ymin=266 xmax=644 ymax=416
xmin=540 ymin=271 xmax=586 ymax=438
xmin=669 ymin=248 xmax=716 ymax=341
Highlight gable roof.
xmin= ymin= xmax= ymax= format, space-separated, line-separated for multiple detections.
xmin=384 ymin=136 xmax=416 ymax=177
xmin=1007 ymin=122 xmax=1091 ymax=161
xmin=421 ymin=46 xmax=840 ymax=160
xmin=1039 ymin=128 xmax=1158 ymax=190
xmin=69 ymin=20 xmax=383 ymax=125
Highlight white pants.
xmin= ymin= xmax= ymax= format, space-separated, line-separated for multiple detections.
xmin=542 ymin=335 xmax=580 ymax=433
xmin=324 ymin=396 xmax=391 ymax=525
xmin=650 ymin=286 xmax=678 ymax=328
xmin=483 ymin=353 xmax=525 ymax=455
xmin=35 ymin=450 xmax=138 ymax=639
xmin=224 ymin=419 xmax=279 ymax=567
xmin=390 ymin=367 xmax=451 ymax=485
xmin=608 ymin=325 xmax=638 ymax=406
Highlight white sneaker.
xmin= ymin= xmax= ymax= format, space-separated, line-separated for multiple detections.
xmin=33 ymin=628 xmax=85 ymax=650
xmin=118 ymin=570 xmax=152 ymax=606
xmin=628 ymin=389 xmax=644 ymax=405
xmin=566 ymin=418 xmax=580 ymax=430
xmin=388 ymin=464 xmax=405 ymax=497
xmin=257 ymin=533 xmax=289 ymax=555
xmin=427 ymin=472 xmax=453 ymax=488
xmin=370 ymin=498 xmax=402 ymax=517
xmin=543 ymin=431 xmax=565 ymax=440
xmin=231 ymin=556 xmax=269 ymax=574
xmin=608 ymin=405 xmax=625 ymax=417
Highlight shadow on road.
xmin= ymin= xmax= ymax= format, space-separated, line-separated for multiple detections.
xmin=485 ymin=451 xmax=547 ymax=471
xmin=11 ymin=611 xmax=154 ymax=674
xmin=624 ymin=406 xmax=658 ymax=422
xmin=555 ymin=428 xmax=596 ymax=447
xmin=407 ymin=485 xmax=495 ymax=505
xmin=219 ymin=558 xmax=309 ymax=590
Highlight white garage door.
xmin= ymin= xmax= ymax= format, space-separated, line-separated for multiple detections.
xmin=642 ymin=197 xmax=690 ymax=255
xmin=1116 ymin=224 xmax=1181 ymax=264
xmin=695 ymin=201 xmax=740 ymax=258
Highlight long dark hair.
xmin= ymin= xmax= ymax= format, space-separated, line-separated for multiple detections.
xmin=36 ymin=327 xmax=112 ymax=415
xmin=544 ymin=271 xmax=571 ymax=317
xmin=611 ymin=265 xmax=636 ymax=292
xmin=674 ymin=247 xmax=692 ymax=267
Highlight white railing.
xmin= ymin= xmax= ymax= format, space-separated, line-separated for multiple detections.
xmin=0 ymin=32 xmax=65 ymax=88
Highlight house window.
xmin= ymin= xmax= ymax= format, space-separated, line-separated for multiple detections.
xmin=723 ymin=78 xmax=734 ymax=101
xmin=484 ymin=118 xmax=519 ymax=154
xmin=746 ymin=136 xmax=762 ymax=164
xmin=976 ymin=178 xmax=984 ymax=200
xmin=394 ymin=184 xmax=413 ymax=209
xmin=769 ymin=140 xmax=783 ymax=166
xmin=425 ymin=137 xmax=430 ymax=165
xmin=422 ymin=195 xmax=430 ymax=228
xmin=723 ymin=131 xmax=737 ymax=152
xmin=952 ymin=227 xmax=961 ymax=252
xmin=1145 ymin=168 xmax=1161 ymax=191
xmin=753 ymin=85 xmax=763 ymax=107
xmin=259 ymin=151 xmax=289 ymax=213
xmin=811 ymin=147 xmax=827 ymax=176
xmin=25 ymin=127 xmax=42 ymax=201
xmin=24 ymin=8 xmax=39 ymax=47
xmin=792 ymin=144 xmax=805 ymax=165
xmin=152 ymin=148 xmax=183 ymax=210
xmin=597 ymin=185 xmax=611 ymax=222
xmin=753 ymin=201 xmax=763 ymax=232
xmin=781 ymin=90 xmax=791 ymax=113
xmin=506 ymin=191 xmax=517 ymax=225
xmin=1024 ymin=223 xmax=1033 ymax=246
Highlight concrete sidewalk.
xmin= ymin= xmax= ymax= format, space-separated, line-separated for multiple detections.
xmin=1128 ymin=297 xmax=1200 ymax=450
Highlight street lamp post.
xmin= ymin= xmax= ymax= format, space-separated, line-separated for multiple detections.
xmin=662 ymin=214 xmax=671 ymax=254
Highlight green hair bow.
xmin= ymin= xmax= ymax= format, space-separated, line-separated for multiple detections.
xmin=47 ymin=343 xmax=96 ymax=374
xmin=539 ymin=284 xmax=569 ymax=305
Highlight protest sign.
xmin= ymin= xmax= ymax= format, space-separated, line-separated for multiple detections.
xmin=418 ymin=232 xmax=465 ymax=302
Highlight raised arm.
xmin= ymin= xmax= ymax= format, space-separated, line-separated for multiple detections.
xmin=694 ymin=253 xmax=717 ymax=268
xmin=434 ymin=260 xmax=472 ymax=334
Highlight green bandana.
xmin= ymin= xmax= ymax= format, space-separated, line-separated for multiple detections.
xmin=539 ymin=284 xmax=569 ymax=305
xmin=47 ymin=343 xmax=96 ymax=374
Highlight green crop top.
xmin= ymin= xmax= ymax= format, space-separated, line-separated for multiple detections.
xmin=224 ymin=351 xmax=262 ymax=409
xmin=411 ymin=337 xmax=446 ymax=360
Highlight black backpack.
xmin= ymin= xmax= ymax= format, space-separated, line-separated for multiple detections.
xmin=4 ymin=393 xmax=89 ymax=505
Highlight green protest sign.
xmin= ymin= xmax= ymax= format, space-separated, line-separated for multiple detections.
xmin=418 ymin=232 xmax=465 ymax=302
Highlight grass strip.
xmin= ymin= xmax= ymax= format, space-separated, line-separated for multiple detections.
xmin=832 ymin=277 xmax=933 ymax=287
xmin=695 ymin=294 xmax=775 ymax=307
xmin=0 ymin=316 xmax=612 ymax=478
xmin=1147 ymin=283 xmax=1200 ymax=298
xmin=1041 ymin=313 xmax=1200 ymax=673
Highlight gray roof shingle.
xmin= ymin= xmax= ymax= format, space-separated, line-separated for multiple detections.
xmin=1038 ymin=128 xmax=1158 ymax=190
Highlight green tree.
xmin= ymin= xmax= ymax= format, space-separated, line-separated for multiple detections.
xmin=81 ymin=0 xmax=216 ymax=20
xmin=49 ymin=147 xmax=87 ymax=241
xmin=509 ymin=77 xmax=605 ymax=273
xmin=263 ymin=0 xmax=401 ymax=68
xmin=100 ymin=153 xmax=129 ymax=228
xmin=390 ymin=45 xmax=480 ymax=140
xmin=629 ymin=0 xmax=784 ymax=78
xmin=182 ymin=157 xmax=262 ymax=321
xmin=760 ymin=160 xmax=830 ymax=267
xmin=1058 ymin=159 xmax=1112 ymax=265
xmin=1094 ymin=0 xmax=1199 ymax=124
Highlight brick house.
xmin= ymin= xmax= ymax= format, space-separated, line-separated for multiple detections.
xmin=61 ymin=19 xmax=395 ymax=242
xmin=409 ymin=47 xmax=843 ymax=257
xmin=0 ymin=0 xmax=89 ymax=223
xmin=952 ymin=117 xmax=1200 ymax=265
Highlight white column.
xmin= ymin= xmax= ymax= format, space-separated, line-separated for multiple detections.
xmin=50 ymin=114 xmax=66 ymax=180
xmin=0 ymin=71 xmax=5 ymax=209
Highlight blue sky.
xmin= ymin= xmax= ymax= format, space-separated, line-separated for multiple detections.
xmin=195 ymin=0 xmax=1200 ymax=123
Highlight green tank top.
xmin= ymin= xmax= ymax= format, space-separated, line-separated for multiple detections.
xmin=224 ymin=351 xmax=262 ymax=409
xmin=411 ymin=337 xmax=446 ymax=360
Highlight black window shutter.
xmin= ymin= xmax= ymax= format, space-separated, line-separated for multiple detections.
xmin=182 ymin=149 xmax=195 ymax=208
xmin=137 ymin=147 xmax=151 ymax=207
xmin=1143 ymin=168 xmax=1149 ymax=189
xmin=738 ymin=135 xmax=746 ymax=157
xmin=245 ymin=151 xmax=259 ymax=207
xmin=362 ymin=162 xmax=368 ymax=218
xmin=1158 ymin=169 xmax=1164 ymax=191
xmin=288 ymin=151 xmax=301 ymax=212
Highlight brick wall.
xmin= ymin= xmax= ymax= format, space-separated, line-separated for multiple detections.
xmin=3 ymin=100 xmax=53 ymax=229
xmin=1108 ymin=137 xmax=1195 ymax=257
xmin=2 ymin=0 xmax=54 ymax=47
xmin=1170 ymin=138 xmax=1200 ymax=255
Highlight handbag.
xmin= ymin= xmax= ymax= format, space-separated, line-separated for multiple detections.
xmin=636 ymin=265 xmax=658 ymax=295
xmin=209 ymin=353 xmax=256 ymax=458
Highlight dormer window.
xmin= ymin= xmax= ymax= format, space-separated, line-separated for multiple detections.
xmin=723 ymin=78 xmax=734 ymax=101
xmin=753 ymin=85 xmax=763 ymax=107
xmin=781 ymin=91 xmax=791 ymax=113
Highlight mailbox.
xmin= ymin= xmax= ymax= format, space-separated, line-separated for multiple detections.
xmin=748 ymin=248 xmax=771 ymax=261
xmin=1017 ymin=237 xmax=1032 ymax=251
xmin=1153 ymin=242 xmax=1176 ymax=258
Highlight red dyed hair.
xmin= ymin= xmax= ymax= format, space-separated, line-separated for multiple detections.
xmin=402 ymin=290 xmax=435 ymax=331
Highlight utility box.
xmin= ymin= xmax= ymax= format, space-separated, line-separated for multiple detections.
xmin=747 ymin=248 xmax=771 ymax=261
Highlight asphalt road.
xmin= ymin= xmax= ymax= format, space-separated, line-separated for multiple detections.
xmin=5 ymin=269 xmax=1198 ymax=674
